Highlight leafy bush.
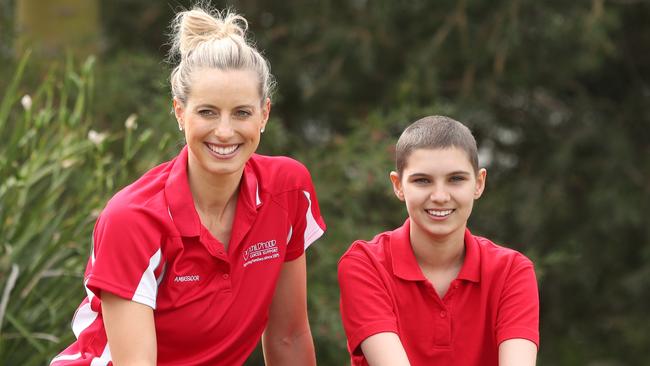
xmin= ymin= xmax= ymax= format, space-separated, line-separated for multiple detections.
xmin=0 ymin=54 xmax=177 ymax=365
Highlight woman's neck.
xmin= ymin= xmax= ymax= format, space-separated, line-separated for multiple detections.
xmin=188 ymin=164 xmax=242 ymax=211
xmin=186 ymin=158 xmax=243 ymax=248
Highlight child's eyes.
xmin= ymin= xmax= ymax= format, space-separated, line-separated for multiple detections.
xmin=413 ymin=178 xmax=430 ymax=184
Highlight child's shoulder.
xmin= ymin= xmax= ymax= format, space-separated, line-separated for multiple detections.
xmin=339 ymin=230 xmax=393 ymax=265
xmin=471 ymin=233 xmax=534 ymax=269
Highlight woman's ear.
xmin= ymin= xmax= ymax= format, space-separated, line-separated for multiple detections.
xmin=389 ymin=171 xmax=405 ymax=201
xmin=173 ymin=98 xmax=185 ymax=131
xmin=260 ymin=98 xmax=271 ymax=133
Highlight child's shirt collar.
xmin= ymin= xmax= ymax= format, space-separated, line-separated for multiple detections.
xmin=389 ymin=218 xmax=481 ymax=283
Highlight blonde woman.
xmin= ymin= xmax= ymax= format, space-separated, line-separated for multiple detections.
xmin=51 ymin=6 xmax=325 ymax=365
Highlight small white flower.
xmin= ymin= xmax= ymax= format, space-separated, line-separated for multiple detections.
xmin=88 ymin=130 xmax=107 ymax=145
xmin=125 ymin=113 xmax=138 ymax=130
xmin=61 ymin=158 xmax=75 ymax=168
xmin=21 ymin=94 xmax=32 ymax=111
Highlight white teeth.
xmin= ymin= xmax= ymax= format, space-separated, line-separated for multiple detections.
xmin=207 ymin=144 xmax=238 ymax=155
xmin=426 ymin=209 xmax=453 ymax=217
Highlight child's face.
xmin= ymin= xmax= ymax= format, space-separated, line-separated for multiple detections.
xmin=390 ymin=147 xmax=486 ymax=243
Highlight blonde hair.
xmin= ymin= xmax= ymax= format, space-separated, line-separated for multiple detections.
xmin=168 ymin=6 xmax=274 ymax=104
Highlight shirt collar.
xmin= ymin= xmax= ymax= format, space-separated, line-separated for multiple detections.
xmin=390 ymin=218 xmax=481 ymax=283
xmin=164 ymin=146 xmax=262 ymax=237
xmin=390 ymin=219 xmax=426 ymax=281
xmin=457 ymin=228 xmax=481 ymax=283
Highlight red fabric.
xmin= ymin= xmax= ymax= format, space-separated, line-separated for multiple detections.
xmin=338 ymin=219 xmax=538 ymax=366
xmin=51 ymin=146 xmax=326 ymax=366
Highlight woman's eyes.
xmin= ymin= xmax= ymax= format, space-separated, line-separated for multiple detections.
xmin=198 ymin=109 xmax=215 ymax=117
xmin=449 ymin=176 xmax=466 ymax=182
xmin=235 ymin=110 xmax=252 ymax=118
xmin=197 ymin=110 xmax=252 ymax=118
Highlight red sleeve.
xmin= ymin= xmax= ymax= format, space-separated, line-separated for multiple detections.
xmin=85 ymin=206 xmax=165 ymax=309
xmin=495 ymin=254 xmax=540 ymax=348
xmin=338 ymin=251 xmax=398 ymax=356
xmin=285 ymin=163 xmax=326 ymax=261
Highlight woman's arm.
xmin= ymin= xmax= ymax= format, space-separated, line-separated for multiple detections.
xmin=360 ymin=332 xmax=411 ymax=366
xmin=102 ymin=291 xmax=157 ymax=366
xmin=262 ymin=254 xmax=316 ymax=366
xmin=499 ymin=338 xmax=537 ymax=366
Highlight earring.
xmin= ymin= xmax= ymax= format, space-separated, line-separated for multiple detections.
xmin=260 ymin=127 xmax=265 ymax=133
xmin=178 ymin=124 xmax=183 ymax=131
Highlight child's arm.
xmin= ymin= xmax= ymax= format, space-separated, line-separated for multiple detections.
xmin=360 ymin=332 xmax=411 ymax=366
xmin=496 ymin=254 xmax=540 ymax=365
xmin=339 ymin=251 xmax=411 ymax=364
xmin=498 ymin=338 xmax=537 ymax=366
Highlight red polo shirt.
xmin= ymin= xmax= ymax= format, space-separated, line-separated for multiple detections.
xmin=338 ymin=219 xmax=538 ymax=366
xmin=51 ymin=146 xmax=326 ymax=366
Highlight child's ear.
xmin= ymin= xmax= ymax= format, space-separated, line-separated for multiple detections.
xmin=474 ymin=168 xmax=487 ymax=199
xmin=389 ymin=171 xmax=405 ymax=201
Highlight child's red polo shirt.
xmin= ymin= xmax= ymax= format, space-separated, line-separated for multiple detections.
xmin=338 ymin=219 xmax=538 ymax=366
xmin=51 ymin=146 xmax=326 ymax=366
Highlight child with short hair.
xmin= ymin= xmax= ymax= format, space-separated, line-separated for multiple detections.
xmin=338 ymin=115 xmax=538 ymax=366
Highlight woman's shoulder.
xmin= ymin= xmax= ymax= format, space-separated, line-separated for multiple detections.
xmin=99 ymin=160 xmax=176 ymax=232
xmin=249 ymin=154 xmax=314 ymax=191
xmin=251 ymin=154 xmax=309 ymax=174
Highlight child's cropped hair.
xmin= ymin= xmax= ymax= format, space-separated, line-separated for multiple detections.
xmin=395 ymin=115 xmax=479 ymax=176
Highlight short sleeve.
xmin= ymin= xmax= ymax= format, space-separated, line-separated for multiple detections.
xmin=284 ymin=163 xmax=326 ymax=261
xmin=85 ymin=206 xmax=165 ymax=309
xmin=338 ymin=251 xmax=399 ymax=356
xmin=495 ymin=254 xmax=540 ymax=347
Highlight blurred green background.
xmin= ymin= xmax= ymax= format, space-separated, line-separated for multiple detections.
xmin=1 ymin=0 xmax=649 ymax=365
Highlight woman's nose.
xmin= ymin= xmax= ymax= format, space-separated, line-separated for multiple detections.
xmin=214 ymin=117 xmax=234 ymax=139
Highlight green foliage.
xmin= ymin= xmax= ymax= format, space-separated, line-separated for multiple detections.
xmin=0 ymin=54 xmax=177 ymax=365
xmin=2 ymin=0 xmax=650 ymax=365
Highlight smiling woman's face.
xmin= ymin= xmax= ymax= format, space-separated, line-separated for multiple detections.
xmin=174 ymin=67 xmax=270 ymax=180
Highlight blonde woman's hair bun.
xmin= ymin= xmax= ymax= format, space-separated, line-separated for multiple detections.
xmin=171 ymin=7 xmax=248 ymax=59
xmin=168 ymin=4 xmax=275 ymax=104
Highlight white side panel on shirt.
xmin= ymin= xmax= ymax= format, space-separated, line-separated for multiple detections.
xmin=90 ymin=344 xmax=112 ymax=366
xmin=132 ymin=248 xmax=162 ymax=309
xmin=50 ymin=352 xmax=82 ymax=364
xmin=71 ymin=279 xmax=98 ymax=338
xmin=287 ymin=225 xmax=293 ymax=244
xmin=302 ymin=191 xmax=325 ymax=249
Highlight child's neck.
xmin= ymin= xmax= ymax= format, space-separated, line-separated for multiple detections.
xmin=410 ymin=226 xmax=466 ymax=298
xmin=410 ymin=226 xmax=465 ymax=268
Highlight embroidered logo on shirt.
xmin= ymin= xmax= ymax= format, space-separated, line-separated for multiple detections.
xmin=174 ymin=275 xmax=200 ymax=283
xmin=243 ymin=239 xmax=279 ymax=267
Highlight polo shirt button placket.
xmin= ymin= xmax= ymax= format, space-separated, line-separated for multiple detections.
xmin=440 ymin=310 xmax=447 ymax=318
xmin=222 ymin=273 xmax=230 ymax=280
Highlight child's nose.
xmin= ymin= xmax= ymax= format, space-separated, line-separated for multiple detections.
xmin=429 ymin=185 xmax=450 ymax=202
